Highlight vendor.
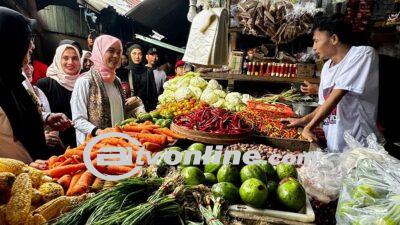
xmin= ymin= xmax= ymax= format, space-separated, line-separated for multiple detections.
xmin=71 ymin=35 xmax=125 ymax=145
xmin=283 ymin=14 xmax=381 ymax=152
xmin=0 ymin=7 xmax=72 ymax=162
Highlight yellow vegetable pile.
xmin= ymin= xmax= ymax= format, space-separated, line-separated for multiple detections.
xmin=0 ymin=158 xmax=87 ymax=225
xmin=157 ymin=98 xmax=208 ymax=117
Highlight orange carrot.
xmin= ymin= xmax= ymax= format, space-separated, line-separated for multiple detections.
xmin=67 ymin=171 xmax=84 ymax=196
xmin=167 ymin=136 xmax=175 ymax=143
xmin=57 ymin=155 xmax=67 ymax=162
xmin=143 ymin=121 xmax=154 ymax=125
xmin=123 ymin=125 xmax=160 ymax=132
xmin=57 ymin=174 xmax=72 ymax=191
xmin=45 ymin=163 xmax=86 ymax=178
xmin=154 ymin=128 xmax=185 ymax=139
xmin=58 ymin=158 xmax=73 ymax=167
xmin=69 ymin=171 xmax=94 ymax=196
xmin=143 ymin=142 xmax=162 ymax=152
xmin=129 ymin=133 xmax=168 ymax=146
xmin=105 ymin=165 xmax=133 ymax=175
xmin=52 ymin=162 xmax=62 ymax=168
xmin=64 ymin=149 xmax=84 ymax=158
xmin=71 ymin=155 xmax=82 ymax=164
xmin=48 ymin=156 xmax=58 ymax=168
xmin=91 ymin=178 xmax=104 ymax=191
xmin=140 ymin=129 xmax=151 ymax=134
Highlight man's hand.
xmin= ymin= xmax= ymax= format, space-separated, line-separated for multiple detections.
xmin=301 ymin=126 xmax=318 ymax=142
xmin=300 ymin=81 xmax=319 ymax=96
xmin=95 ymin=129 xmax=104 ymax=136
xmin=45 ymin=131 xmax=62 ymax=147
xmin=46 ymin=113 xmax=73 ymax=131
xmin=280 ymin=118 xmax=305 ymax=128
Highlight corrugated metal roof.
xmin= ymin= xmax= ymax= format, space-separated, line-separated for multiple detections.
xmin=83 ymin=0 xmax=136 ymax=15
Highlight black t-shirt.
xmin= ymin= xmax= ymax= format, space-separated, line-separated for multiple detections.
xmin=36 ymin=77 xmax=76 ymax=148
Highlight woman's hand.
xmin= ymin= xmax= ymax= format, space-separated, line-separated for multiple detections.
xmin=46 ymin=113 xmax=73 ymax=131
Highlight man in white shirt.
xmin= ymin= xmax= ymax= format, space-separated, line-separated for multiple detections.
xmin=282 ymin=14 xmax=381 ymax=152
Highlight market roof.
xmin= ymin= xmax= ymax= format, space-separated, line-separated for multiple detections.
xmin=125 ymin=0 xmax=190 ymax=46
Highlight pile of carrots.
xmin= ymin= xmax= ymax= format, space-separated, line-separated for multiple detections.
xmin=30 ymin=121 xmax=185 ymax=196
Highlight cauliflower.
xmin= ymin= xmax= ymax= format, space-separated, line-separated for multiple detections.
xmin=207 ymin=79 xmax=223 ymax=90
xmin=241 ymin=94 xmax=253 ymax=104
xmin=213 ymin=90 xmax=227 ymax=98
xmin=189 ymin=86 xmax=203 ymax=100
xmin=212 ymin=98 xmax=226 ymax=108
xmin=189 ymin=76 xmax=208 ymax=90
xmin=225 ymin=92 xmax=243 ymax=105
xmin=200 ymin=89 xmax=219 ymax=104
xmin=174 ymin=87 xmax=193 ymax=102
xmin=224 ymin=102 xmax=236 ymax=111
xmin=158 ymin=93 xmax=175 ymax=104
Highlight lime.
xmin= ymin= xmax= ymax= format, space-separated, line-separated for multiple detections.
xmin=239 ymin=178 xmax=268 ymax=208
xmin=149 ymin=111 xmax=161 ymax=119
xmin=276 ymin=163 xmax=297 ymax=180
xmin=217 ymin=165 xmax=240 ymax=184
xmin=240 ymin=165 xmax=267 ymax=184
xmin=188 ymin=143 xmax=206 ymax=154
xmin=181 ymin=166 xmax=205 ymax=186
xmin=212 ymin=182 xmax=239 ymax=203
xmin=258 ymin=160 xmax=278 ymax=180
xmin=204 ymin=173 xmax=217 ymax=185
xmin=277 ymin=177 xmax=306 ymax=212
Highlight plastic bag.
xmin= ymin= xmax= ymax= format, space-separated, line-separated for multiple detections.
xmin=335 ymin=133 xmax=400 ymax=225
xmin=298 ymin=132 xmax=396 ymax=204
xmin=336 ymin=158 xmax=400 ymax=225
xmin=298 ymin=151 xmax=344 ymax=203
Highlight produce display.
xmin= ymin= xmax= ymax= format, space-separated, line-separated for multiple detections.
xmin=239 ymin=108 xmax=300 ymax=139
xmin=29 ymin=122 xmax=184 ymax=197
xmin=157 ymin=98 xmax=208 ymax=117
xmin=173 ymin=107 xmax=252 ymax=135
xmin=159 ymin=73 xmax=251 ymax=112
xmin=0 ymin=158 xmax=89 ymax=225
xmin=237 ymin=1 xmax=320 ymax=43
xmin=259 ymin=89 xmax=307 ymax=104
xmin=336 ymin=158 xmax=400 ymax=225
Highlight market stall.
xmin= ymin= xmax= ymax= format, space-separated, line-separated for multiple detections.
xmin=1 ymin=0 xmax=400 ymax=225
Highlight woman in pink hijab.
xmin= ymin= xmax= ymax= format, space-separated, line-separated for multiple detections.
xmin=70 ymin=35 xmax=126 ymax=145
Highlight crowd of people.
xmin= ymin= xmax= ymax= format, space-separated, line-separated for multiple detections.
xmin=0 ymin=7 xmax=190 ymax=163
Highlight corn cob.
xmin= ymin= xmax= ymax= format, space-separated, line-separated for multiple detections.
xmin=38 ymin=182 xmax=64 ymax=202
xmin=32 ymin=195 xmax=82 ymax=221
xmin=31 ymin=188 xmax=42 ymax=205
xmin=0 ymin=158 xmax=27 ymax=174
xmin=26 ymin=166 xmax=53 ymax=188
xmin=0 ymin=172 xmax=15 ymax=190
xmin=0 ymin=204 xmax=6 ymax=225
xmin=25 ymin=213 xmax=47 ymax=225
xmin=6 ymin=172 xmax=32 ymax=225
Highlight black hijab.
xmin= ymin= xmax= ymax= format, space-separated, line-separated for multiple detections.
xmin=0 ymin=7 xmax=48 ymax=160
xmin=127 ymin=44 xmax=158 ymax=111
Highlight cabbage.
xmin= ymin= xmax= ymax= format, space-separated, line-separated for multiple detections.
xmin=200 ymin=89 xmax=219 ymax=104
xmin=213 ymin=90 xmax=227 ymax=98
xmin=158 ymin=93 xmax=175 ymax=104
xmin=163 ymin=80 xmax=177 ymax=91
xmin=174 ymin=87 xmax=193 ymax=101
xmin=212 ymin=98 xmax=226 ymax=108
xmin=225 ymin=92 xmax=243 ymax=105
xmin=189 ymin=86 xmax=203 ymax=100
xmin=235 ymin=103 xmax=247 ymax=112
xmin=242 ymin=94 xmax=253 ymax=104
xmin=189 ymin=76 xmax=208 ymax=89
xmin=224 ymin=102 xmax=236 ymax=111
xmin=176 ymin=73 xmax=196 ymax=88
xmin=207 ymin=79 xmax=222 ymax=90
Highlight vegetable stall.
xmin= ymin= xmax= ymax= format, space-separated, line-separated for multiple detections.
xmin=1 ymin=0 xmax=399 ymax=225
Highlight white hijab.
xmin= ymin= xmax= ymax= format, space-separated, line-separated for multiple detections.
xmin=46 ymin=44 xmax=82 ymax=91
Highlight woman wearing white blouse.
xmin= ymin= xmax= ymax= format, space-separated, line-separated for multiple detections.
xmin=71 ymin=35 xmax=125 ymax=145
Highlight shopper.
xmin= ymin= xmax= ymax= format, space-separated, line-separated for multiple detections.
xmin=282 ymin=14 xmax=381 ymax=153
xmin=58 ymin=39 xmax=83 ymax=56
xmin=71 ymin=35 xmax=126 ymax=145
xmin=81 ymin=50 xmax=93 ymax=73
xmin=87 ymin=31 xmax=97 ymax=51
xmin=149 ymin=49 xmax=167 ymax=95
xmin=0 ymin=7 xmax=72 ymax=162
xmin=37 ymin=44 xmax=82 ymax=148
xmin=127 ymin=44 xmax=158 ymax=111
xmin=116 ymin=53 xmax=129 ymax=81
